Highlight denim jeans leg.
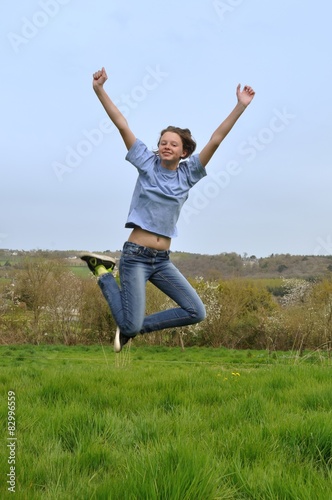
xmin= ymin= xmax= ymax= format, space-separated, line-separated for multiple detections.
xmin=98 ymin=247 xmax=148 ymax=337
xmin=142 ymin=258 xmax=206 ymax=333
xmin=98 ymin=273 xmax=125 ymax=328
xmin=98 ymin=242 xmax=206 ymax=337
xmin=117 ymin=250 xmax=147 ymax=336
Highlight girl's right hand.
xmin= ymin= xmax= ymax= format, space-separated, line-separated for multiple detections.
xmin=92 ymin=67 xmax=108 ymax=89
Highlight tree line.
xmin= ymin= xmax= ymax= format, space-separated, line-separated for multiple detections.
xmin=1 ymin=257 xmax=332 ymax=353
xmin=1 ymin=248 xmax=332 ymax=280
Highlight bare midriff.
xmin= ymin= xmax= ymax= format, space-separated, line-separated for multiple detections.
xmin=128 ymin=227 xmax=171 ymax=251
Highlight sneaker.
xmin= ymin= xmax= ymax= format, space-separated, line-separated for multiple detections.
xmin=114 ymin=326 xmax=131 ymax=353
xmin=80 ymin=252 xmax=116 ymax=275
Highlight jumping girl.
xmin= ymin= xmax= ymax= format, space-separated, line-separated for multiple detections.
xmin=81 ymin=67 xmax=255 ymax=352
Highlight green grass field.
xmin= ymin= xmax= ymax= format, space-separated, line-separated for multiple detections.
xmin=1 ymin=346 xmax=332 ymax=499
xmin=69 ymin=265 xmax=92 ymax=279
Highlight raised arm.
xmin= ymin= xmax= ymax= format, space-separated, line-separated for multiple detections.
xmin=93 ymin=67 xmax=136 ymax=150
xmin=199 ymin=85 xmax=255 ymax=168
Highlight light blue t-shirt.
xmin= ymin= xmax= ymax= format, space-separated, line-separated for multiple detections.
xmin=125 ymin=138 xmax=207 ymax=238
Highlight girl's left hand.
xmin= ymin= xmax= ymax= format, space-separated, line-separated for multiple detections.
xmin=236 ymin=84 xmax=255 ymax=107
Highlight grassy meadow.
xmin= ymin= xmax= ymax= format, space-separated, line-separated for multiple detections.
xmin=1 ymin=345 xmax=332 ymax=499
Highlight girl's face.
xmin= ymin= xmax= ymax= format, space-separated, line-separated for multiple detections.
xmin=158 ymin=132 xmax=186 ymax=167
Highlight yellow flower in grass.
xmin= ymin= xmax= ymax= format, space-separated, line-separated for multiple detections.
xmin=232 ymin=372 xmax=240 ymax=376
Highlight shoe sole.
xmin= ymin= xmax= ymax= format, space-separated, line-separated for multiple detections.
xmin=114 ymin=326 xmax=121 ymax=353
xmin=80 ymin=252 xmax=116 ymax=269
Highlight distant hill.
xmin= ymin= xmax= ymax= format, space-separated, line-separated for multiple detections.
xmin=1 ymin=249 xmax=332 ymax=281
xmin=170 ymin=252 xmax=332 ymax=280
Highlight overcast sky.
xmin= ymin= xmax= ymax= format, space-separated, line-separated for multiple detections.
xmin=2 ymin=0 xmax=331 ymax=257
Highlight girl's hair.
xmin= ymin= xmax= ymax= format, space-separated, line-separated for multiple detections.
xmin=156 ymin=126 xmax=197 ymax=159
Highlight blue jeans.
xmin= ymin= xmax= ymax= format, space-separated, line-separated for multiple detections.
xmin=98 ymin=241 xmax=206 ymax=337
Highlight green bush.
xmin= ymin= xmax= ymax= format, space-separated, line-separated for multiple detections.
xmin=185 ymin=278 xmax=277 ymax=349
